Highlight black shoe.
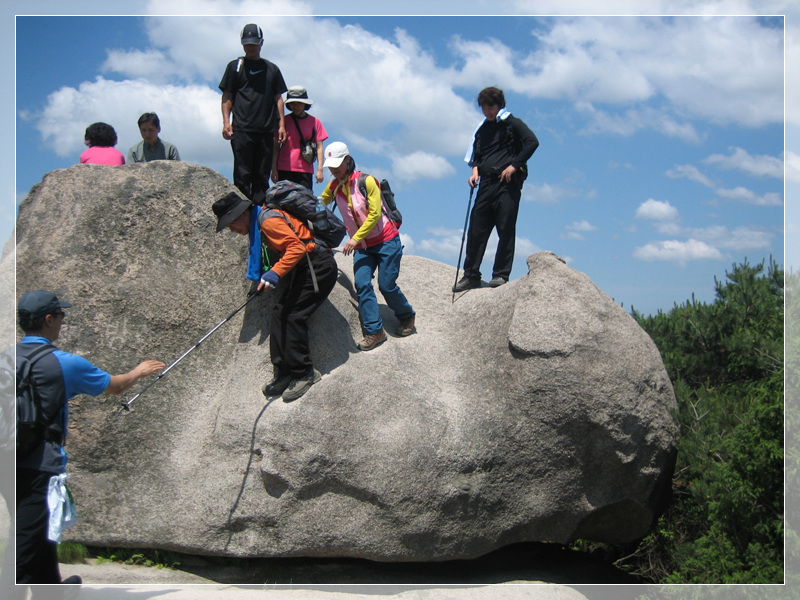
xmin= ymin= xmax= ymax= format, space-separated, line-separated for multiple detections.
xmin=61 ymin=575 xmax=82 ymax=584
xmin=453 ymin=276 xmax=480 ymax=292
xmin=488 ymin=276 xmax=507 ymax=288
xmin=262 ymin=373 xmax=292 ymax=397
xmin=282 ymin=369 xmax=321 ymax=402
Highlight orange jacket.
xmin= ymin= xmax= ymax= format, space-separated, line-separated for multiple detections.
xmin=259 ymin=209 xmax=316 ymax=278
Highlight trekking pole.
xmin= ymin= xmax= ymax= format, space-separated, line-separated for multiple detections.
xmin=452 ymin=185 xmax=476 ymax=302
xmin=117 ymin=291 xmax=260 ymax=414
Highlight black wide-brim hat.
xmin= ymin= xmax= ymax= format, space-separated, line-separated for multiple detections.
xmin=213 ymin=192 xmax=252 ymax=232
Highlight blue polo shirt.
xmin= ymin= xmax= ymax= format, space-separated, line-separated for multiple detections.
xmin=17 ymin=336 xmax=111 ymax=474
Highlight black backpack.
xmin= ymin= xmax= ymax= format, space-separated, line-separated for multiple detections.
xmin=357 ymin=174 xmax=402 ymax=227
xmin=16 ymin=344 xmax=60 ymax=456
xmin=257 ymin=181 xmax=346 ymax=250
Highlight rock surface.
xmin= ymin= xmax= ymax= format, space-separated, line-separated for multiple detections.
xmin=14 ymin=161 xmax=678 ymax=561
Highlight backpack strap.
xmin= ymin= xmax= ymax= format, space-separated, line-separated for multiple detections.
xmin=357 ymin=174 xmax=399 ymax=233
xmin=18 ymin=344 xmax=62 ymax=434
xmin=258 ymin=208 xmax=320 ymax=294
xmin=290 ymin=113 xmax=307 ymax=147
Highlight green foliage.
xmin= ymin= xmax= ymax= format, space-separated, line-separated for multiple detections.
xmin=623 ymin=258 xmax=784 ymax=584
xmin=57 ymin=542 xmax=90 ymax=564
xmin=93 ymin=546 xmax=181 ymax=569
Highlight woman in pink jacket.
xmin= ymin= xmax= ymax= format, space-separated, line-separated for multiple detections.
xmin=79 ymin=122 xmax=125 ymax=165
xmin=319 ymin=141 xmax=416 ymax=351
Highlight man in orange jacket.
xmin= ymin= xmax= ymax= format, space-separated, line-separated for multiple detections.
xmin=213 ymin=192 xmax=337 ymax=402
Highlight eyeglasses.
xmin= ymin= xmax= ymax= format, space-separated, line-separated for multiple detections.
xmin=51 ymin=311 xmax=65 ymax=318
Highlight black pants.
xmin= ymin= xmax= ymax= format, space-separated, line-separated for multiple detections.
xmin=270 ymin=250 xmax=338 ymax=378
xmin=463 ymin=175 xmax=522 ymax=281
xmin=16 ymin=468 xmax=61 ymax=584
xmin=277 ymin=170 xmax=313 ymax=191
xmin=231 ymin=129 xmax=274 ymax=200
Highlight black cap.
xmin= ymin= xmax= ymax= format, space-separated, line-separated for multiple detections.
xmin=212 ymin=192 xmax=252 ymax=232
xmin=18 ymin=290 xmax=72 ymax=321
xmin=240 ymin=23 xmax=263 ymax=45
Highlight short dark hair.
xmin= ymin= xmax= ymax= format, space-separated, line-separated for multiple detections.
xmin=84 ymin=122 xmax=118 ymax=147
xmin=19 ymin=314 xmax=46 ymax=333
xmin=137 ymin=112 xmax=161 ymax=128
xmin=477 ymin=87 xmax=505 ymax=109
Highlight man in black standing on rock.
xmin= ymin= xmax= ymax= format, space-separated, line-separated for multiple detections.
xmin=220 ymin=23 xmax=288 ymax=200
xmin=454 ymin=86 xmax=539 ymax=292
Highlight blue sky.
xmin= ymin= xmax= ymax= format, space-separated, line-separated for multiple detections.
xmin=7 ymin=1 xmax=796 ymax=317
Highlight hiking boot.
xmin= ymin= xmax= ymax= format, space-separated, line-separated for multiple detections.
xmin=282 ymin=369 xmax=321 ymax=402
xmin=358 ymin=328 xmax=387 ymax=351
xmin=453 ymin=276 xmax=480 ymax=292
xmin=262 ymin=373 xmax=292 ymax=397
xmin=488 ymin=276 xmax=508 ymax=288
xmin=61 ymin=575 xmax=82 ymax=585
xmin=395 ymin=315 xmax=416 ymax=337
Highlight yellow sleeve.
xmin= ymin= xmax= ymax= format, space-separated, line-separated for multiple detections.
xmin=319 ymin=180 xmax=335 ymax=207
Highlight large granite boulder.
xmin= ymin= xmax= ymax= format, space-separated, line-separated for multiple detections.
xmin=15 ymin=161 xmax=678 ymax=561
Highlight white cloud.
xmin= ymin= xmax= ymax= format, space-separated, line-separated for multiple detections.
xmin=788 ymin=151 xmax=800 ymax=184
xmin=522 ymin=182 xmax=588 ymax=204
xmin=704 ymin=146 xmax=783 ymax=178
xmin=633 ymin=239 xmax=724 ymax=265
xmin=635 ymin=199 xmax=679 ymax=221
xmin=654 ymin=223 xmax=773 ymax=252
xmin=416 ymin=226 xmax=466 ymax=259
xmin=511 ymin=16 xmax=783 ymax=130
xmin=515 ymin=236 xmax=542 ymax=258
xmin=391 ymin=152 xmax=455 ymax=183
xmin=715 ymin=186 xmax=783 ymax=206
xmin=567 ymin=220 xmax=597 ymax=232
xmin=575 ymin=103 xmax=702 ymax=143
xmin=666 ymin=164 xmax=715 ymax=187
xmin=27 ymin=11 xmax=787 ymax=188
xmin=415 ymin=226 xmax=540 ymax=265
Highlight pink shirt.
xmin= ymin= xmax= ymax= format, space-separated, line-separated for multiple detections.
xmin=80 ymin=146 xmax=125 ymax=165
xmin=275 ymin=114 xmax=328 ymax=173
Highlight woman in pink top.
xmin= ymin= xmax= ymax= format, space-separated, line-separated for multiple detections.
xmin=79 ymin=122 xmax=125 ymax=165
xmin=271 ymin=86 xmax=327 ymax=191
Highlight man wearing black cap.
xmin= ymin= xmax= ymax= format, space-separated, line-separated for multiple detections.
xmin=220 ymin=23 xmax=288 ymax=200
xmin=213 ymin=192 xmax=337 ymax=402
xmin=15 ymin=290 xmax=164 ymax=586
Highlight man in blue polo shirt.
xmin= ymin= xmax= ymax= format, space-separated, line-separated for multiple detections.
xmin=15 ymin=290 xmax=164 ymax=587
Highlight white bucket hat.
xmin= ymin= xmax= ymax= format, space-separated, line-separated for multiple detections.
xmin=285 ymin=86 xmax=314 ymax=106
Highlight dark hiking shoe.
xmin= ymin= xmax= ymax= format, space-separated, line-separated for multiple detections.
xmin=395 ymin=316 xmax=416 ymax=337
xmin=262 ymin=373 xmax=292 ymax=397
xmin=61 ymin=575 xmax=82 ymax=585
xmin=488 ymin=276 xmax=508 ymax=288
xmin=282 ymin=369 xmax=321 ymax=402
xmin=453 ymin=276 xmax=480 ymax=292
xmin=358 ymin=328 xmax=387 ymax=351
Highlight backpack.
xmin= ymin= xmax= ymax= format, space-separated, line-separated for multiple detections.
xmin=16 ymin=344 xmax=60 ymax=456
xmin=357 ymin=174 xmax=402 ymax=227
xmin=257 ymin=181 xmax=346 ymax=250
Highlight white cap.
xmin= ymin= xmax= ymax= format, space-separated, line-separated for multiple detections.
xmin=322 ymin=141 xmax=350 ymax=169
